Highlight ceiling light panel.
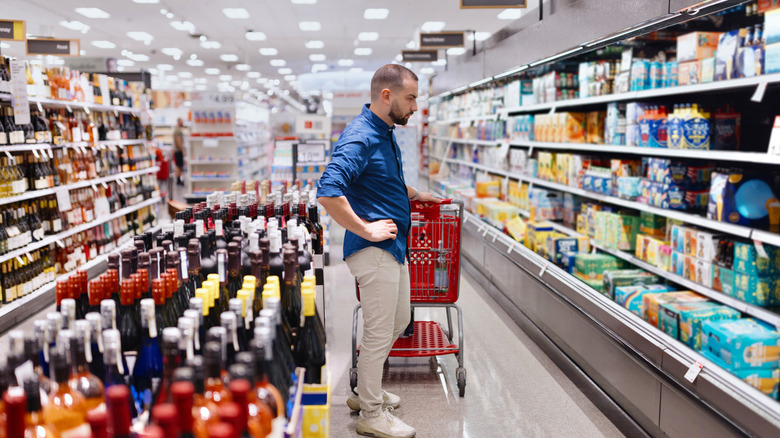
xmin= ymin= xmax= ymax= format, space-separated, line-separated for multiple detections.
xmin=205 ymin=68 xmax=220 ymax=75
xmin=447 ymin=47 xmax=466 ymax=56
xmin=298 ymin=21 xmax=321 ymax=31
xmin=247 ymin=71 xmax=261 ymax=78
xmin=245 ymin=31 xmax=267 ymax=41
xmin=186 ymin=58 xmax=204 ymax=66
xmin=305 ymin=40 xmax=324 ymax=49
xmin=127 ymin=31 xmax=154 ymax=43
xmin=259 ymin=48 xmax=278 ymax=56
xmin=220 ymin=54 xmax=239 ymax=62
xmin=201 ymin=41 xmax=222 ymax=49
xmin=309 ymin=54 xmax=326 ymax=62
xmin=75 ymin=8 xmax=110 ymax=19
xmin=162 ymin=47 xmax=183 ymax=57
xmin=358 ymin=32 xmax=379 ymax=41
xmin=91 ymin=40 xmax=116 ymax=49
xmin=222 ymin=8 xmax=250 ymax=19
xmin=127 ymin=53 xmax=149 ymax=61
xmin=498 ymin=9 xmax=522 ymax=20
xmin=364 ymin=8 xmax=389 ymax=19
xmin=170 ymin=21 xmax=195 ymax=32
xmin=278 ymin=68 xmax=293 ymax=75
xmin=236 ymin=64 xmax=251 ymax=71
xmin=354 ymin=48 xmax=372 ymax=56
xmin=59 ymin=21 xmax=90 ymax=32
xmin=338 ymin=59 xmax=354 ymax=66
xmin=117 ymin=59 xmax=134 ymax=67
xmin=421 ymin=21 xmax=446 ymax=32
xmin=270 ymin=59 xmax=286 ymax=67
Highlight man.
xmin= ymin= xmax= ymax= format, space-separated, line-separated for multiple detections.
xmin=173 ymin=117 xmax=185 ymax=186
xmin=318 ymin=64 xmax=438 ymax=438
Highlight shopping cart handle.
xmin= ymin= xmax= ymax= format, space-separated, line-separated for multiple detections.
xmin=411 ymin=199 xmax=451 ymax=217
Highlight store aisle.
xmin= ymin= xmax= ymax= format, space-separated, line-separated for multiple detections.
xmin=324 ymin=240 xmax=626 ymax=438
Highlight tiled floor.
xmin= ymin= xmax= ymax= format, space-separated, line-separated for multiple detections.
xmin=323 ymin=241 xmax=625 ymax=438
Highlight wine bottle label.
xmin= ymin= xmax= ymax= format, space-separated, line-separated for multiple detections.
xmin=84 ymin=330 xmax=93 ymax=363
xmin=147 ymin=305 xmax=157 ymax=338
xmin=218 ymin=253 xmax=226 ymax=282
xmin=71 ymin=127 xmax=82 ymax=143
xmin=180 ymin=252 xmax=189 ymax=280
xmin=53 ymin=219 xmax=62 ymax=232
xmin=0 ymin=132 xmax=7 ymax=145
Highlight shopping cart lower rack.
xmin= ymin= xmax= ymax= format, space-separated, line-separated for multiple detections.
xmin=351 ymin=199 xmax=467 ymax=397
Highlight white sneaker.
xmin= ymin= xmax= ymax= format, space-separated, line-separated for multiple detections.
xmin=356 ymin=407 xmax=416 ymax=438
xmin=347 ymin=390 xmax=401 ymax=411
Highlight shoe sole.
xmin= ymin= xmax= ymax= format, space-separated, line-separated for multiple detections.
xmin=348 ymin=399 xmax=401 ymax=411
xmin=356 ymin=425 xmax=415 ymax=438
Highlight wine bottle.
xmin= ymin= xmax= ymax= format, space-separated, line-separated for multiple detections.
xmin=203 ymin=340 xmax=232 ymax=409
xmin=294 ymin=283 xmax=326 ymax=384
xmin=229 ymin=298 xmax=250 ymax=353
xmin=65 ymin=326 xmax=105 ymax=411
xmin=184 ymin=306 xmax=204 ymax=356
xmin=106 ymin=385 xmax=134 ymax=438
xmin=216 ymin=248 xmax=231 ymax=315
xmin=221 ymin=311 xmax=240 ymax=367
xmin=249 ymin=336 xmax=285 ymax=418
xmin=153 ymin=278 xmax=171 ymax=336
xmin=217 ymin=402 xmax=250 ymax=438
xmin=132 ymin=298 xmax=163 ymax=415
xmin=280 ymin=249 xmax=301 ymax=339
xmin=87 ymin=408 xmax=109 ymax=438
xmin=60 ymin=298 xmax=77 ymax=330
xmin=23 ymin=374 xmax=59 ymax=438
xmin=188 ymin=238 xmax=205 ymax=290
xmin=32 ymin=319 xmax=51 ymax=380
xmin=227 ymin=242 xmax=243 ymax=299
xmin=268 ymin=232 xmax=283 ymax=280
xmin=171 ymin=380 xmax=197 ymax=438
xmin=228 ymin=376 xmax=272 ymax=438
xmin=177 ymin=317 xmax=196 ymax=362
xmin=102 ymin=329 xmax=128 ymax=387
xmin=153 ymin=327 xmax=182 ymax=407
xmin=118 ymin=279 xmax=141 ymax=354
xmin=84 ymin=313 xmax=106 ymax=383
xmin=44 ymin=347 xmax=88 ymax=436
xmin=151 ymin=403 xmax=180 ymax=438
xmin=23 ymin=334 xmax=52 ymax=394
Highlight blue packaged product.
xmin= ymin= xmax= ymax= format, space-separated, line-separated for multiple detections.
xmin=646 ymin=158 xmax=714 ymax=187
xmin=649 ymin=116 xmax=669 ymax=148
xmin=650 ymin=62 xmax=663 ymax=89
xmin=701 ymin=318 xmax=780 ymax=370
xmin=732 ymin=272 xmax=780 ymax=307
xmin=715 ymin=30 xmax=741 ymax=81
xmin=617 ymin=177 xmax=643 ymax=200
xmin=734 ymin=241 xmax=780 ymax=277
xmin=615 ymin=284 xmax=674 ymax=317
xmin=707 ymin=170 xmax=780 ymax=230
xmin=701 ymin=351 xmax=780 ymax=399
xmin=664 ymin=62 xmax=679 ymax=88
xmin=683 ymin=111 xmax=711 ymax=150
xmin=678 ymin=304 xmax=741 ymax=351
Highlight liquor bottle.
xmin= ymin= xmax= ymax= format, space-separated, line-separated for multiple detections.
xmin=44 ymin=347 xmax=88 ymax=435
xmin=184 ymin=306 xmax=204 ymax=356
xmin=217 ymin=401 xmax=250 ymax=438
xmin=87 ymin=409 xmax=109 ymax=438
xmin=250 ymin=336 xmax=285 ymax=418
xmin=118 ymin=279 xmax=141 ymax=354
xmin=153 ymin=327 xmax=182 ymax=407
xmin=65 ymin=326 xmax=105 ymax=411
xmin=295 ymin=283 xmax=326 ymax=384
xmin=102 ymin=329 xmax=128 ymax=387
xmin=221 ymin=311 xmax=240 ymax=367
xmin=61 ymin=298 xmax=77 ymax=329
xmin=268 ymin=232 xmax=284 ymax=280
xmin=23 ymin=374 xmax=59 ymax=437
xmin=132 ymin=298 xmax=163 ymax=415
xmin=281 ymin=249 xmax=301 ymax=339
xmin=216 ymin=248 xmax=231 ymax=315
xmin=84 ymin=313 xmax=106 ymax=382
xmin=229 ymin=298 xmax=250 ymax=353
xmin=188 ymin=238 xmax=206 ymax=289
xmin=177 ymin=317 xmax=196 ymax=362
xmin=200 ymin=233 xmax=217 ymax=278
xmin=227 ymin=242 xmax=243 ymax=299
xmin=32 ymin=319 xmax=51 ymax=379
xmin=106 ymin=385 xmax=134 ymax=438
xmin=203 ymin=340 xmax=232 ymax=412
xmin=308 ymin=204 xmax=324 ymax=255
xmin=259 ymin=301 xmax=294 ymax=378
xmin=153 ymin=278 xmax=172 ymax=334
xmin=23 ymin=334 xmax=52 ymax=394
xmin=171 ymin=380 xmax=198 ymax=438
xmin=151 ymin=403 xmax=180 ymax=438
xmin=228 ymin=368 xmax=273 ymax=438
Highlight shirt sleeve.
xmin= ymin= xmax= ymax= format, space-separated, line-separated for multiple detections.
xmin=317 ymin=137 xmax=370 ymax=198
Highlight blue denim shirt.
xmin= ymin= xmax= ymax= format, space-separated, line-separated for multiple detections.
xmin=317 ymin=104 xmax=411 ymax=264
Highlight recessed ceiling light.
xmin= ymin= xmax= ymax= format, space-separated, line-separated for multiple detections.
xmin=291 ymin=0 xmax=317 ymax=3
xmin=236 ymin=64 xmax=251 ymax=71
xmin=186 ymin=58 xmax=204 ymax=67
xmin=406 ymin=40 xmax=416 ymax=49
xmin=364 ymin=8 xmax=389 ymax=19
xmin=117 ymin=59 xmax=135 ymax=67
xmin=59 ymin=21 xmax=90 ymax=32
xmin=170 ymin=21 xmax=195 ymax=33
xmin=420 ymin=67 xmax=435 ymax=75
xmin=247 ymin=71 xmax=261 ymax=78
xmin=220 ymin=75 xmax=233 ymax=81
xmin=157 ymin=64 xmax=174 ymax=71
xmin=358 ymin=32 xmax=379 ymax=41
xmin=201 ymin=41 xmax=222 ymax=49
xmin=298 ymin=21 xmax=321 ymax=31
xmin=354 ymin=48 xmax=372 ymax=56
xmin=309 ymin=54 xmax=326 ymax=62
xmin=311 ymin=64 xmax=328 ymax=72
xmin=195 ymin=84 xmax=208 ymax=91
xmin=278 ymin=68 xmax=293 ymax=75
xmin=205 ymin=68 xmax=220 ymax=75
xmin=133 ymin=0 xmax=160 ymax=3
xmin=222 ymin=8 xmax=250 ymax=19
xmin=75 ymin=8 xmax=110 ymax=19
xmin=498 ymin=9 xmax=522 ymax=20
xmin=178 ymin=71 xmax=193 ymax=78
xmin=220 ymin=54 xmax=239 ymax=62
xmin=447 ymin=47 xmax=466 ymax=56
xmin=338 ymin=59 xmax=354 ymax=66
xmin=394 ymin=54 xmax=403 ymax=62
xmin=128 ymin=53 xmax=149 ymax=61
xmin=421 ymin=21 xmax=446 ymax=32
xmin=305 ymin=40 xmax=324 ymax=49
xmin=259 ymin=48 xmax=278 ymax=56
xmin=432 ymin=59 xmax=447 ymax=66
xmin=166 ymin=12 xmax=174 ymax=19
xmin=91 ymin=40 xmax=116 ymax=49
xmin=350 ymin=68 xmax=363 ymax=73
xmin=127 ymin=31 xmax=154 ymax=44
xmin=162 ymin=47 xmax=183 ymax=57
xmin=284 ymin=75 xmax=297 ymax=81
xmin=270 ymin=59 xmax=286 ymax=67
xmin=468 ymin=32 xmax=492 ymax=41
xmin=245 ymin=31 xmax=267 ymax=41
xmin=256 ymin=78 xmax=268 ymax=84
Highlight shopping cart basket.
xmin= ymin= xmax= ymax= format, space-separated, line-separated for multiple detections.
xmin=350 ymin=199 xmax=466 ymax=397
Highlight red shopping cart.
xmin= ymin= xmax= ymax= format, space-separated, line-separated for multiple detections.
xmin=350 ymin=199 xmax=466 ymax=396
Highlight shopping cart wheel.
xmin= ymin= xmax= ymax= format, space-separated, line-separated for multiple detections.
xmin=349 ymin=368 xmax=358 ymax=391
xmin=457 ymin=368 xmax=466 ymax=397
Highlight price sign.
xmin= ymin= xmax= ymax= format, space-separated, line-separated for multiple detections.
xmin=190 ymin=92 xmax=236 ymax=108
xmin=297 ymin=142 xmax=326 ymax=164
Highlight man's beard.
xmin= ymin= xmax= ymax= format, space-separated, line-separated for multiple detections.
xmin=389 ymin=101 xmax=412 ymax=125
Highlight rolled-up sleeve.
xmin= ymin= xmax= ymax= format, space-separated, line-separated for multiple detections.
xmin=317 ymin=138 xmax=369 ymax=198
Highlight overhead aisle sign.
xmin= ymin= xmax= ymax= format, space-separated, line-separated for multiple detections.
xmin=402 ymin=50 xmax=438 ymax=62
xmin=420 ymin=32 xmax=465 ymax=48
xmin=0 ymin=20 xmax=25 ymax=41
xmin=460 ymin=0 xmax=526 ymax=7
xmin=27 ymin=39 xmax=80 ymax=56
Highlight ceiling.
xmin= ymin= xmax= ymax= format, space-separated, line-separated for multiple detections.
xmin=1 ymin=0 xmax=529 ymax=99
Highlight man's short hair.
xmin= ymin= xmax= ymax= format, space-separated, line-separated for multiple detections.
xmin=370 ymin=64 xmax=418 ymax=102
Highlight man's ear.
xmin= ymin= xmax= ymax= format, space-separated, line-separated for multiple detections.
xmin=381 ymin=88 xmax=391 ymax=103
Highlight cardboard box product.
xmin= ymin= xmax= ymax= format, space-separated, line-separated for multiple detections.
xmin=702 ymin=351 xmax=780 ymax=399
xmin=574 ymin=253 xmax=623 ymax=281
xmin=475 ymin=180 xmax=501 ymax=198
xmin=769 ymin=42 xmax=780 ymax=74
xmin=734 ymin=241 xmax=780 ymax=277
xmin=715 ymin=30 xmax=741 ymax=81
xmin=677 ymin=32 xmax=721 ymax=62
xmin=640 ymin=211 xmax=667 ymax=238
xmin=707 ymin=170 xmax=780 ymax=230
xmin=525 ymin=222 xmax=554 ymax=251
xmin=678 ymin=304 xmax=742 ymax=351
xmin=586 ymin=111 xmax=606 ymax=144
xmin=642 ymin=291 xmax=707 ymax=328
xmin=615 ymin=284 xmax=674 ymax=317
xmin=555 ymin=154 xmax=571 ymax=185
xmin=712 ymin=265 xmax=736 ymax=296
xmin=594 ymin=211 xmax=609 ymax=246
xmin=701 ymin=57 xmax=716 ymax=83
xmin=561 ymin=112 xmax=587 ymax=143
xmin=529 ymin=188 xmax=563 ymax=221
xmin=697 ymin=231 xmax=723 ymax=262
xmin=548 ymin=235 xmax=590 ymax=265
xmin=696 ymin=259 xmax=713 ymax=288
xmin=607 ymin=213 xmax=640 ymax=251
xmin=678 ymin=60 xmax=702 ymax=86
xmin=603 ymin=269 xmax=661 ymax=300
xmin=646 ymin=158 xmax=714 ymax=187
xmin=636 ymin=235 xmax=664 ymax=266
xmin=702 ymin=318 xmax=780 ymax=370
xmin=732 ymin=272 xmax=780 ymax=307
xmin=658 ymin=244 xmax=673 ymax=272
xmin=672 ymin=225 xmax=698 ymax=255
xmin=765 ymin=9 xmax=780 ymax=46
xmin=660 ymin=301 xmax=719 ymax=340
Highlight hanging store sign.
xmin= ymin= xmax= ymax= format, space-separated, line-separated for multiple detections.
xmin=0 ymin=20 xmax=25 ymax=41
xmin=460 ymin=0 xmax=526 ymax=8
xmin=26 ymin=38 xmax=80 ymax=56
xmin=420 ymin=32 xmax=465 ymax=48
xmin=402 ymin=50 xmax=438 ymax=62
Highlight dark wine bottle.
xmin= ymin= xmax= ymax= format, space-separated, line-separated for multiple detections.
xmin=294 ymin=284 xmax=326 ymax=384
xmin=118 ymin=279 xmax=141 ymax=354
xmin=131 ymin=299 xmax=163 ymax=415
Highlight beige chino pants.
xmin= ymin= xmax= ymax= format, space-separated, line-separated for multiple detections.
xmin=346 ymin=246 xmax=411 ymax=413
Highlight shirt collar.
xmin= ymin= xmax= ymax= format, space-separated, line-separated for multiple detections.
xmin=362 ymin=104 xmax=394 ymax=135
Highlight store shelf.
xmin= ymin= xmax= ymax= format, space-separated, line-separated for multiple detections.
xmin=0 ymin=222 xmax=162 ymax=335
xmin=500 ymin=73 xmax=780 ymax=114
xmin=191 ymin=176 xmax=233 ymax=181
xmin=0 ymin=139 xmax=149 ymax=153
xmin=508 ymin=140 xmax=780 ymax=165
xmin=0 ymin=196 xmax=161 ymax=264
xmin=190 ymin=160 xmax=236 ymax=165
xmin=429 ymin=136 xmax=502 ymax=146
xmin=0 ymin=94 xmax=143 ymax=114
xmin=0 ymin=167 xmax=159 ymax=207
xmin=433 ymin=114 xmax=498 ymax=124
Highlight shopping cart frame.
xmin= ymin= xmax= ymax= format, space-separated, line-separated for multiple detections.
xmin=349 ymin=200 xmax=467 ymax=397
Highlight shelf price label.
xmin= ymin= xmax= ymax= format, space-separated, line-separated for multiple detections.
xmin=297 ymin=142 xmax=326 ymax=164
xmin=684 ymin=361 xmax=703 ymax=383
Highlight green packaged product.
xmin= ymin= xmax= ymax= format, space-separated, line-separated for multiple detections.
xmin=573 ymin=253 xmax=622 ymax=281
xmin=603 ymin=269 xmax=661 ymax=300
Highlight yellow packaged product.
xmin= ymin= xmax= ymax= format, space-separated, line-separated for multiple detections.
xmin=506 ymin=216 xmax=527 ymax=242
xmin=556 ymin=154 xmax=571 ymax=185
xmin=475 ymin=180 xmax=501 ymax=198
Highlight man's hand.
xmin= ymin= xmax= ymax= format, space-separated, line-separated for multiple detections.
xmin=415 ymin=191 xmax=440 ymax=204
xmin=362 ymin=219 xmax=398 ymax=242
